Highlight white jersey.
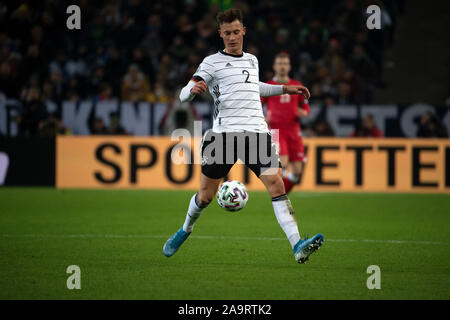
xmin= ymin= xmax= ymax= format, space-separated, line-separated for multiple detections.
xmin=193 ymin=50 xmax=269 ymax=133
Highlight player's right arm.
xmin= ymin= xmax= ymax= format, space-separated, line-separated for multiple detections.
xmin=179 ymin=58 xmax=214 ymax=102
xmin=298 ymin=96 xmax=310 ymax=118
xmin=179 ymin=78 xmax=208 ymax=102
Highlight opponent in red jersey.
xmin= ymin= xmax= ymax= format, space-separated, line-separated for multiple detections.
xmin=261 ymin=52 xmax=310 ymax=193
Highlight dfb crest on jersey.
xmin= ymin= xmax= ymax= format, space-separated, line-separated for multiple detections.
xmin=249 ymin=59 xmax=255 ymax=67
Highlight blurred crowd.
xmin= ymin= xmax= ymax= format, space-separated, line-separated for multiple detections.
xmin=3 ymin=0 xmax=444 ymax=139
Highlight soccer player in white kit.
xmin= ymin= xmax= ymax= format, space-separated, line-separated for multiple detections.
xmin=163 ymin=8 xmax=323 ymax=264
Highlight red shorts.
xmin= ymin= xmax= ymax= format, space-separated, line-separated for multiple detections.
xmin=270 ymin=127 xmax=305 ymax=162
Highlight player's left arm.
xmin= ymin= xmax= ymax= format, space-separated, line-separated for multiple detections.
xmin=259 ymin=82 xmax=311 ymax=101
xmin=258 ymin=82 xmax=283 ymax=97
xmin=283 ymin=84 xmax=311 ymax=100
xmin=258 ymin=82 xmax=310 ymax=100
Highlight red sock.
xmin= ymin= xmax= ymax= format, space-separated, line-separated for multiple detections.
xmin=282 ymin=177 xmax=296 ymax=194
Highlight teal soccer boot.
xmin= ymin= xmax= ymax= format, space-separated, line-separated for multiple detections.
xmin=293 ymin=234 xmax=324 ymax=264
xmin=163 ymin=227 xmax=190 ymax=257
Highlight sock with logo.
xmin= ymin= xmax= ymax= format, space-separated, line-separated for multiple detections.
xmin=271 ymin=194 xmax=301 ymax=248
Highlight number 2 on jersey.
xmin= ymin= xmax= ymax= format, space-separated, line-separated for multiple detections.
xmin=242 ymin=70 xmax=250 ymax=83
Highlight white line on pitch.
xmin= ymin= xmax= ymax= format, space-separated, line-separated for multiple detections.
xmin=1 ymin=234 xmax=449 ymax=246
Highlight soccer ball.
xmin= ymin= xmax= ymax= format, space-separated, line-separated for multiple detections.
xmin=216 ymin=180 xmax=249 ymax=212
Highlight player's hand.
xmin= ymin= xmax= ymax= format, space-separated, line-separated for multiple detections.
xmin=298 ymin=109 xmax=309 ymax=118
xmin=283 ymin=85 xmax=311 ymax=99
xmin=190 ymin=81 xmax=207 ymax=95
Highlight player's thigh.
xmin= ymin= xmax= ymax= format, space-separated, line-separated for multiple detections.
xmin=245 ymin=132 xmax=279 ymax=176
xmin=287 ymin=130 xmax=305 ymax=163
xmin=246 ymin=132 xmax=285 ymax=197
xmin=199 ymin=130 xmax=234 ymax=204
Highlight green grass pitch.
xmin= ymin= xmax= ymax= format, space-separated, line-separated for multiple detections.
xmin=0 ymin=188 xmax=449 ymax=300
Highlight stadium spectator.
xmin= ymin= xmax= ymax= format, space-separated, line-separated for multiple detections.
xmin=66 ymin=90 xmax=80 ymax=103
xmin=417 ymin=111 xmax=448 ymax=138
xmin=336 ymin=81 xmax=356 ymax=104
xmin=108 ymin=113 xmax=128 ymax=135
xmin=0 ymin=60 xmax=20 ymax=98
xmin=350 ymin=114 xmax=384 ymax=137
xmin=104 ymin=45 xmax=126 ymax=96
xmin=314 ymin=119 xmax=335 ymax=137
xmin=97 ymin=82 xmax=114 ymax=101
xmin=90 ymin=117 xmax=108 ymax=135
xmin=130 ymin=47 xmax=154 ymax=83
xmin=298 ymin=19 xmax=328 ymax=61
xmin=304 ymin=118 xmax=335 ymax=137
xmin=38 ymin=113 xmax=69 ymax=137
xmin=19 ymin=44 xmax=47 ymax=86
xmin=308 ymin=82 xmax=323 ymax=105
xmin=323 ymin=38 xmax=346 ymax=82
xmin=0 ymin=0 xmax=403 ymax=136
xmin=47 ymin=69 xmax=66 ymax=103
xmin=65 ymin=76 xmax=84 ymax=101
xmin=41 ymin=80 xmax=54 ymax=102
xmin=88 ymin=66 xmax=106 ymax=99
xmin=148 ymin=81 xmax=170 ymax=103
xmin=120 ymin=64 xmax=150 ymax=102
xmin=323 ymin=94 xmax=337 ymax=107
xmin=155 ymin=53 xmax=173 ymax=89
xmin=349 ymin=44 xmax=377 ymax=103
xmin=17 ymin=86 xmax=48 ymax=137
xmin=140 ymin=15 xmax=164 ymax=63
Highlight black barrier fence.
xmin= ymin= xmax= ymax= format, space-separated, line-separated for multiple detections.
xmin=0 ymin=137 xmax=55 ymax=186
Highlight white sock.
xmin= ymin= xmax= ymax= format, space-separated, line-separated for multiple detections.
xmin=272 ymin=194 xmax=301 ymax=248
xmin=182 ymin=193 xmax=206 ymax=233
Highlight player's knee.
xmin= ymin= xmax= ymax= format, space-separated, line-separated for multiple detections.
xmin=266 ymin=176 xmax=285 ymax=196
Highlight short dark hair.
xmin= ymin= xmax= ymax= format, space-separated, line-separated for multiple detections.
xmin=216 ymin=8 xmax=243 ymax=26
xmin=275 ymin=51 xmax=291 ymax=60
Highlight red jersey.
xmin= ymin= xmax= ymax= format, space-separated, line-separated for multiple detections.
xmin=261 ymin=78 xmax=310 ymax=130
